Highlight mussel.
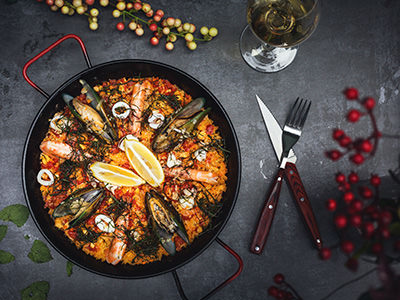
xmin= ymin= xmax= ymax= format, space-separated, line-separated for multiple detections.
xmin=53 ymin=187 xmax=104 ymax=228
xmin=79 ymin=80 xmax=118 ymax=141
xmin=151 ymin=97 xmax=211 ymax=153
xmin=145 ymin=190 xmax=189 ymax=255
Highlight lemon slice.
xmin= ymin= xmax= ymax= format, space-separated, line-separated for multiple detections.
xmin=89 ymin=162 xmax=145 ymax=186
xmin=121 ymin=135 xmax=164 ymax=187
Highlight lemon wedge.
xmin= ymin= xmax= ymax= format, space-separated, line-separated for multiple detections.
xmin=120 ymin=135 xmax=164 ymax=187
xmin=89 ymin=161 xmax=145 ymax=187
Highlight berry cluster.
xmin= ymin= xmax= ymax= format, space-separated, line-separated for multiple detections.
xmin=325 ymin=88 xmax=381 ymax=165
xmin=319 ymin=171 xmax=400 ymax=271
xmin=267 ymin=273 xmax=303 ymax=300
xmin=37 ymin=0 xmax=218 ymax=51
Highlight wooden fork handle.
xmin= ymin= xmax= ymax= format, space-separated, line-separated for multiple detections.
xmin=284 ymin=162 xmax=323 ymax=250
xmin=250 ymin=168 xmax=284 ymax=255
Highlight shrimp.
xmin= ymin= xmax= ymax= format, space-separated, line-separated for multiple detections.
xmin=106 ymin=214 xmax=128 ymax=265
xmin=40 ymin=140 xmax=88 ymax=161
xmin=164 ymin=167 xmax=218 ymax=185
xmin=129 ymin=80 xmax=153 ymax=136
xmin=40 ymin=140 xmax=74 ymax=160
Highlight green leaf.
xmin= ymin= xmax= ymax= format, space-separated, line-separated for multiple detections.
xmin=24 ymin=234 xmax=30 ymax=240
xmin=0 ymin=204 xmax=29 ymax=227
xmin=0 ymin=249 xmax=15 ymax=264
xmin=20 ymin=281 xmax=49 ymax=300
xmin=66 ymin=261 xmax=73 ymax=277
xmin=28 ymin=240 xmax=53 ymax=263
xmin=0 ymin=225 xmax=7 ymax=242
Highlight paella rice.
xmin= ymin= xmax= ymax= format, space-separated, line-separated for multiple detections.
xmin=38 ymin=76 xmax=228 ymax=265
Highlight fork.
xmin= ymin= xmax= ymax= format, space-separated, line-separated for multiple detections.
xmin=280 ymin=98 xmax=311 ymax=168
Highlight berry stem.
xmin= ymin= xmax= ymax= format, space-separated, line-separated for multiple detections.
xmin=283 ymin=281 xmax=303 ymax=300
xmin=319 ymin=267 xmax=377 ymax=300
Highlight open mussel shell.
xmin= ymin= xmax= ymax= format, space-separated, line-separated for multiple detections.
xmin=145 ymin=190 xmax=189 ymax=255
xmin=151 ymin=97 xmax=209 ymax=153
xmin=79 ymin=79 xmax=118 ymax=142
xmin=52 ymin=187 xmax=104 ymax=228
xmin=62 ymin=93 xmax=113 ymax=143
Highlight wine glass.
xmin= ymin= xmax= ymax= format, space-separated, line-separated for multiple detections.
xmin=240 ymin=0 xmax=321 ymax=73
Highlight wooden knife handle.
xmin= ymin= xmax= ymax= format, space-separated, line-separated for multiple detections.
xmin=284 ymin=162 xmax=323 ymax=250
xmin=250 ymin=168 xmax=284 ymax=255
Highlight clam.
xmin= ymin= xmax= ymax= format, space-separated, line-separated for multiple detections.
xmin=53 ymin=187 xmax=104 ymax=228
xmin=151 ymin=97 xmax=211 ymax=153
xmin=145 ymin=190 xmax=189 ymax=255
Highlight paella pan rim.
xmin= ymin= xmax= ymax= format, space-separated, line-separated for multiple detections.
xmin=22 ymin=59 xmax=241 ymax=279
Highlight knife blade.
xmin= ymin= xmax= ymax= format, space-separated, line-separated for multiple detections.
xmin=256 ymin=95 xmax=296 ymax=164
xmin=250 ymin=95 xmax=322 ymax=254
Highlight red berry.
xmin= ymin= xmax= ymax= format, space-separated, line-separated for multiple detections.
xmin=341 ymin=240 xmax=355 ymax=254
xmin=46 ymin=0 xmax=54 ymax=5
xmin=363 ymin=97 xmax=375 ymax=110
xmin=277 ymin=290 xmax=285 ymax=300
xmin=326 ymin=150 xmax=342 ymax=161
xmin=339 ymin=136 xmax=352 ymax=147
xmin=319 ymin=247 xmax=332 ymax=260
xmin=344 ymin=87 xmax=359 ymax=100
xmin=379 ymin=210 xmax=392 ymax=225
xmin=371 ymin=243 xmax=383 ymax=254
xmin=150 ymin=37 xmax=159 ymax=46
xmin=133 ymin=2 xmax=142 ymax=10
xmin=363 ymin=222 xmax=375 ymax=237
xmin=85 ymin=0 xmax=94 ymax=4
xmin=268 ymin=286 xmax=279 ymax=297
xmin=334 ymin=214 xmax=348 ymax=229
xmin=116 ymin=22 xmax=125 ymax=31
xmin=348 ymin=172 xmax=359 ymax=184
xmin=360 ymin=140 xmax=373 ymax=153
xmin=335 ymin=173 xmax=346 ymax=184
xmin=155 ymin=9 xmax=164 ymax=17
xmin=380 ymin=227 xmax=390 ymax=239
xmin=149 ymin=23 xmax=158 ymax=31
xmin=350 ymin=199 xmax=363 ymax=212
xmin=370 ymin=174 xmax=381 ymax=186
xmin=350 ymin=214 xmax=362 ymax=227
xmin=332 ymin=129 xmax=345 ymax=140
xmin=360 ymin=186 xmax=373 ymax=199
xmin=153 ymin=14 xmax=162 ymax=22
xmin=347 ymin=109 xmax=361 ymax=122
xmin=343 ymin=191 xmax=354 ymax=204
xmin=350 ymin=153 xmax=364 ymax=165
xmin=326 ymin=198 xmax=337 ymax=211
xmin=273 ymin=273 xmax=285 ymax=284
xmin=345 ymin=258 xmax=359 ymax=272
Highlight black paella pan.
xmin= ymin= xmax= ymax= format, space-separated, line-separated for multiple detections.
xmin=22 ymin=34 xmax=242 ymax=297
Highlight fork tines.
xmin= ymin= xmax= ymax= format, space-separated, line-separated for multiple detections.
xmin=285 ymin=98 xmax=312 ymax=130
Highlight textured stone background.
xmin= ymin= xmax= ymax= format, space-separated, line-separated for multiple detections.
xmin=0 ymin=0 xmax=399 ymax=299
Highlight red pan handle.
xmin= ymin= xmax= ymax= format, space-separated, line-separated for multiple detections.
xmin=172 ymin=238 xmax=243 ymax=300
xmin=284 ymin=162 xmax=323 ymax=250
xmin=22 ymin=34 xmax=92 ymax=98
xmin=250 ymin=168 xmax=284 ymax=254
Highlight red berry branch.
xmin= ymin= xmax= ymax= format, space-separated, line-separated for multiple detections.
xmin=37 ymin=0 xmax=218 ymax=51
xmin=325 ymin=88 xmax=381 ymax=165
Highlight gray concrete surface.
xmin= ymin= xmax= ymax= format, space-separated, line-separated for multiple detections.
xmin=0 ymin=0 xmax=399 ymax=299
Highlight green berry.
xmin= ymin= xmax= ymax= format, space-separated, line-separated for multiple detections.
xmin=187 ymin=41 xmax=197 ymax=50
xmin=209 ymin=27 xmax=218 ymax=37
xmin=200 ymin=26 xmax=209 ymax=35
xmin=184 ymin=33 xmax=194 ymax=42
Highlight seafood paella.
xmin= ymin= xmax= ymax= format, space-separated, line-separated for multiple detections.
xmin=37 ymin=77 xmax=228 ymax=266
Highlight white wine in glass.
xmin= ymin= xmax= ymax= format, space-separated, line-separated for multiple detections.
xmin=240 ymin=0 xmax=320 ymax=73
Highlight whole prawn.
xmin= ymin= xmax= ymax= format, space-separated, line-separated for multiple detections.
xmin=129 ymin=80 xmax=153 ymax=137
